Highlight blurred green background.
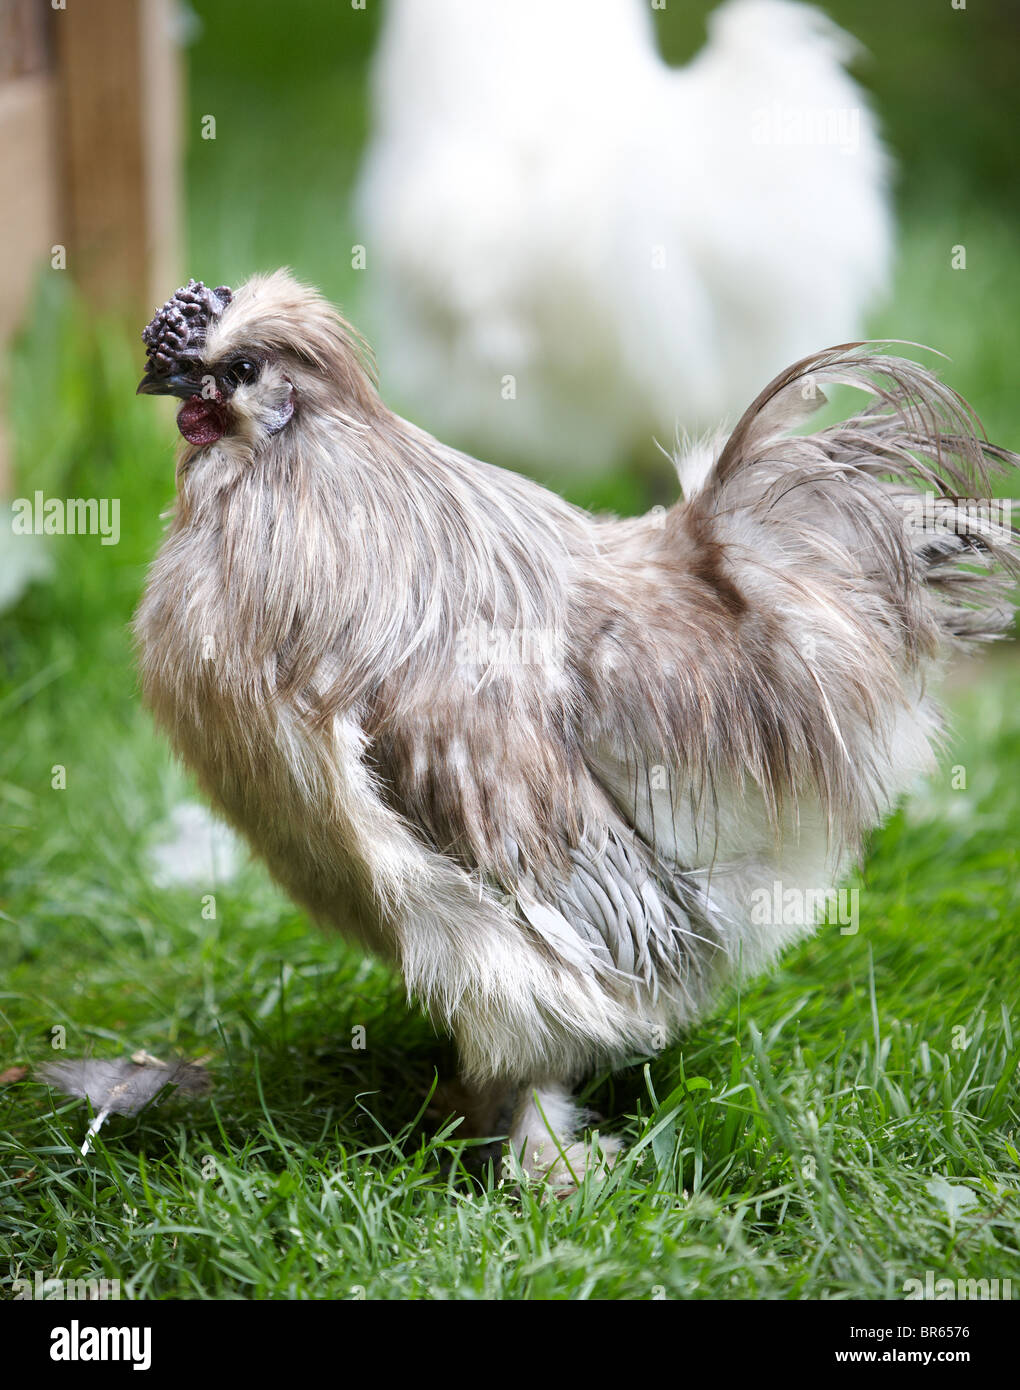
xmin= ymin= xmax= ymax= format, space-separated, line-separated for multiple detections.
xmin=179 ymin=0 xmax=1020 ymax=505
xmin=186 ymin=0 xmax=1020 ymax=292
xmin=13 ymin=0 xmax=1020 ymax=502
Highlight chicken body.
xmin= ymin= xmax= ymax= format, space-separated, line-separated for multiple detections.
xmin=356 ymin=0 xmax=892 ymax=474
xmin=135 ymin=272 xmax=1016 ymax=1181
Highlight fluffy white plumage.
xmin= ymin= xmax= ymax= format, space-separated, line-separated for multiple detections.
xmin=356 ymin=0 xmax=893 ymax=473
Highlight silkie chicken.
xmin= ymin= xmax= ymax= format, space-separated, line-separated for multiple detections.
xmin=135 ymin=272 xmax=1016 ymax=1184
xmin=355 ymin=0 xmax=892 ymax=475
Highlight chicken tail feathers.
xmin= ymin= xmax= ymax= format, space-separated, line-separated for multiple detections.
xmin=685 ymin=343 xmax=1018 ymax=651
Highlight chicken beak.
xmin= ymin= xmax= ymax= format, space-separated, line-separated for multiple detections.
xmin=136 ymin=368 xmax=204 ymax=399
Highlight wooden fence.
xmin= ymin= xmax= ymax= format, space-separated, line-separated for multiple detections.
xmin=0 ymin=0 xmax=182 ymax=489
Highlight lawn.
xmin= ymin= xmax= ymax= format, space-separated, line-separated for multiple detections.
xmin=0 ymin=1 xmax=1017 ymax=1301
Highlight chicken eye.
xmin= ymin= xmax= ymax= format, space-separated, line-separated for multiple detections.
xmin=221 ymin=358 xmax=260 ymax=390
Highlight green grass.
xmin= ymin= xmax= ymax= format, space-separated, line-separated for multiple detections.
xmin=1 ymin=2 xmax=1018 ymax=1301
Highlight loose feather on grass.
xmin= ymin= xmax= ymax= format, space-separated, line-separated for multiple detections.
xmin=41 ymin=1052 xmax=211 ymax=1156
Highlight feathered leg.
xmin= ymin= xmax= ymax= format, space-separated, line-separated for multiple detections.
xmin=508 ymin=1079 xmax=619 ymax=1189
xmin=428 ymin=1076 xmax=515 ymax=1142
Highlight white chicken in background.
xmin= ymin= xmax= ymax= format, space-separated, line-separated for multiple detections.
xmin=355 ymin=0 xmax=893 ymax=476
xmin=0 ymin=525 xmax=52 ymax=613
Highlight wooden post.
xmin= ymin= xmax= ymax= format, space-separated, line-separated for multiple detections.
xmin=0 ymin=0 xmax=58 ymax=493
xmin=52 ymin=0 xmax=182 ymax=316
xmin=0 ymin=73 xmax=57 ymax=337
xmin=0 ymin=0 xmax=181 ymax=492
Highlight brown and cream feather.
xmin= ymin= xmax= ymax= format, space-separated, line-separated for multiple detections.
xmin=134 ymin=271 xmax=1017 ymax=1181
